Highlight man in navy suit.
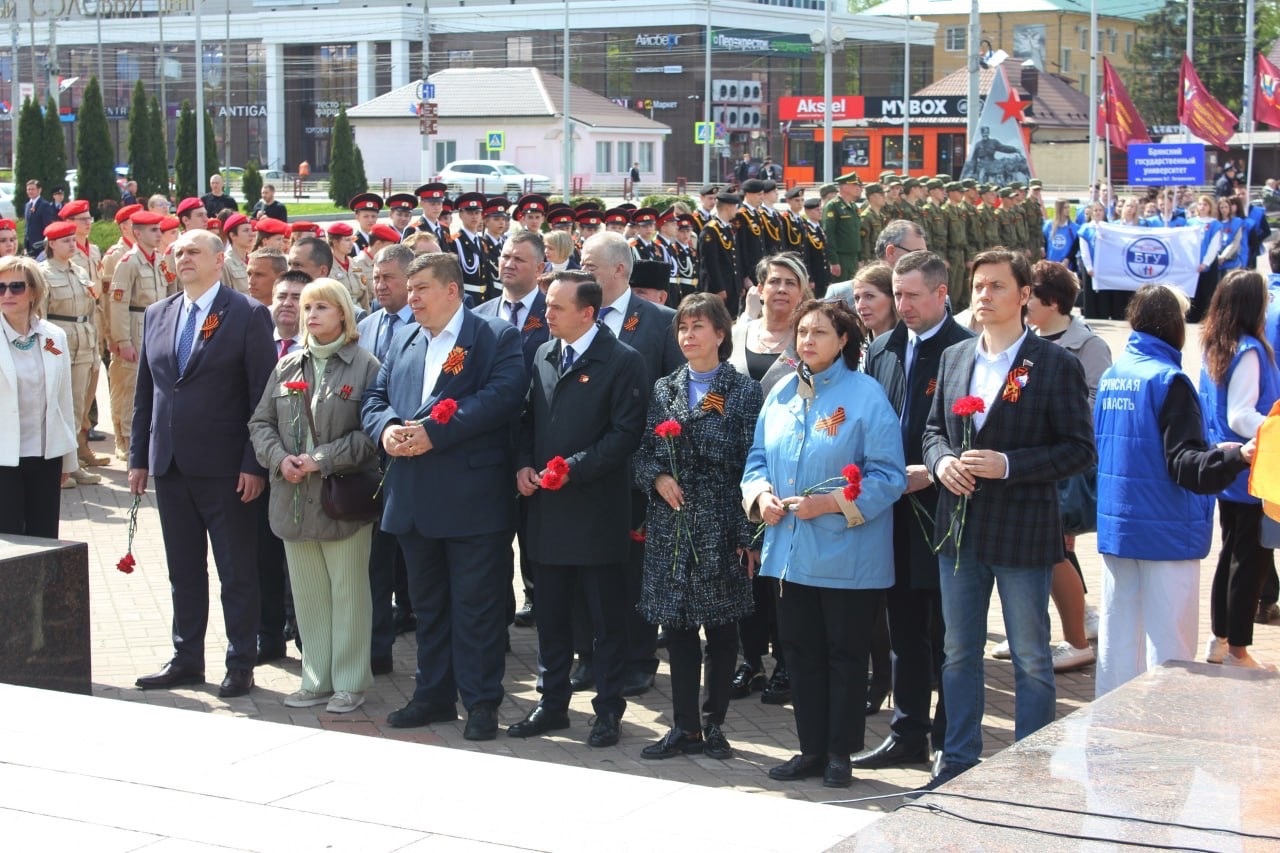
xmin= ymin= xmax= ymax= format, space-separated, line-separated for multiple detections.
xmin=129 ymin=230 xmax=276 ymax=698
xmin=22 ymin=180 xmax=58 ymax=257
xmin=474 ymin=230 xmax=549 ymax=628
xmin=362 ymin=252 xmax=526 ymax=740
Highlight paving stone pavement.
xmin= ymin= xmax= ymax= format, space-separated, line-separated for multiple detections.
xmin=64 ymin=317 xmax=1280 ymax=814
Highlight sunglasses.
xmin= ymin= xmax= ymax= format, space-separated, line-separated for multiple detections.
xmin=0 ymin=281 xmax=28 ymax=294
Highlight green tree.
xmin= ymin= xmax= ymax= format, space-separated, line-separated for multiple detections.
xmin=126 ymin=81 xmax=155 ymax=196
xmin=242 ymin=159 xmax=263 ymax=211
xmin=43 ymin=95 xmax=68 ymax=195
xmin=201 ymin=107 xmax=220 ymax=193
xmin=13 ymin=98 xmax=43 ymax=219
xmin=328 ymin=104 xmax=360 ymax=205
xmin=148 ymin=95 xmax=168 ymax=198
xmin=76 ymin=77 xmax=119 ymax=214
xmin=353 ymin=143 xmax=367 ymax=193
xmin=174 ymin=100 xmax=196 ymax=199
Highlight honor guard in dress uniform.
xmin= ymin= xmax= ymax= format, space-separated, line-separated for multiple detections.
xmin=452 ymin=192 xmax=493 ymax=302
xmin=546 ymin=204 xmax=576 ymax=237
xmin=482 ymin=197 xmax=511 ymax=285
xmin=40 ymin=220 xmax=106 ymax=485
xmin=349 ymin=192 xmax=384 ymax=254
xmin=411 ymin=183 xmax=452 ymax=246
xmin=758 ymin=181 xmax=785 ymax=255
xmin=252 ymin=215 xmax=289 ymax=252
xmin=574 ymin=207 xmax=604 ymax=250
xmin=603 ymin=207 xmax=630 ymax=234
xmin=326 ymin=222 xmax=356 ymax=296
xmin=107 ymin=210 xmax=166 ymax=460
xmin=693 ymin=185 xmax=718 ymax=230
xmin=674 ymin=213 xmax=699 ymax=299
xmin=513 ymin=194 xmax=548 ymax=234
xmin=386 ymin=193 xmax=419 ymax=239
xmin=438 ymin=196 xmax=456 ymax=239
xmin=220 ymin=213 xmax=254 ymax=294
xmin=859 ymin=183 xmax=889 ymax=266
xmin=628 ymin=207 xmax=666 ymax=263
xmin=782 ymin=186 xmax=808 ymax=253
xmin=700 ymin=192 xmax=742 ymax=313
xmin=652 ymin=208 xmax=688 ymax=301
xmin=920 ymin=178 xmax=949 ymax=264
xmin=823 ymin=173 xmax=863 ymax=280
xmin=350 ymin=223 xmax=400 ymax=310
xmin=942 ymin=181 xmax=971 ymax=309
xmin=798 ymin=198 xmax=829 ymax=296
xmin=734 ymin=179 xmax=770 ymax=291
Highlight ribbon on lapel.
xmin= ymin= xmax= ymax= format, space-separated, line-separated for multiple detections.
xmin=814 ymin=406 xmax=846 ymax=437
xmin=1002 ymin=365 xmax=1029 ymax=403
xmin=701 ymin=391 xmax=725 ymax=415
xmin=442 ymin=346 xmax=467 ymax=375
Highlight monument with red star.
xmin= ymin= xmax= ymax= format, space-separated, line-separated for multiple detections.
xmin=959 ymin=65 xmax=1033 ymax=186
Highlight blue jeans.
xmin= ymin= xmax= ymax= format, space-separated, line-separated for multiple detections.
xmin=938 ymin=540 xmax=1055 ymax=769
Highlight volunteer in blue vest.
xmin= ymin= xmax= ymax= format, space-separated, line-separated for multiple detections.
xmin=1199 ymin=270 xmax=1280 ymax=671
xmin=1185 ymin=195 xmax=1223 ymax=324
xmin=1214 ymin=197 xmax=1247 ymax=274
xmin=1041 ymin=200 xmax=1077 ymax=268
xmin=1094 ymin=284 xmax=1254 ymax=696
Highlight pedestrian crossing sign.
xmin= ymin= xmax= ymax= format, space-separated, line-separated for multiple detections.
xmin=694 ymin=122 xmax=713 ymax=145
xmin=486 ymin=131 xmax=505 ymax=152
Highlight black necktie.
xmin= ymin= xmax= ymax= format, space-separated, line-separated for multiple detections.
xmin=560 ymin=344 xmax=575 ymax=374
xmin=377 ymin=313 xmax=399 ymax=361
xmin=506 ymin=301 xmax=522 ymax=328
xmin=901 ymin=338 xmax=920 ymax=429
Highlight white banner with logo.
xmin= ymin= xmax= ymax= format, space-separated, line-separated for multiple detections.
xmin=1093 ymin=222 xmax=1201 ymax=297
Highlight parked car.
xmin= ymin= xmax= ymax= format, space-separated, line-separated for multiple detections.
xmin=437 ymin=160 xmax=552 ymax=199
xmin=261 ymin=169 xmax=289 ymax=184
xmin=0 ymin=183 xmax=14 ymax=221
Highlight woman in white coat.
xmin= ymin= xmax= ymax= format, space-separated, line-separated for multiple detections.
xmin=0 ymin=256 xmax=77 ymax=538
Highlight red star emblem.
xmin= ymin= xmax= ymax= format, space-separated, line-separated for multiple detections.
xmin=997 ymin=90 xmax=1032 ymax=123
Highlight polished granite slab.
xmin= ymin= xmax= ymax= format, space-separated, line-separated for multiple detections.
xmin=839 ymin=662 xmax=1280 ymax=851
xmin=0 ymin=535 xmax=90 ymax=695
xmin=0 ymin=684 xmax=880 ymax=851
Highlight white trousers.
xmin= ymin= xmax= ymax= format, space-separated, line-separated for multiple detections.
xmin=1097 ymin=555 xmax=1201 ymax=698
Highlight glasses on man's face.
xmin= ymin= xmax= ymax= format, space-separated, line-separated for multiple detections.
xmin=0 ymin=281 xmax=28 ymax=294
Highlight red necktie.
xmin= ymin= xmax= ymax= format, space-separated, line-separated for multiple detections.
xmin=278 ymin=339 xmax=291 ymax=360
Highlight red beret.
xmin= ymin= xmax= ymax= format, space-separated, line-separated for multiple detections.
xmin=290 ymin=220 xmax=321 ymax=235
xmin=160 ymin=216 xmax=181 ymax=232
xmin=369 ymin=224 xmax=402 ymax=244
xmin=326 ymin=222 xmax=353 ymax=237
xmin=254 ymin=217 xmax=289 ymax=236
xmin=115 ymin=204 xmax=143 ymax=224
xmin=58 ymin=199 xmax=90 ymax=219
xmin=130 ymin=210 xmax=164 ymax=227
xmin=0 ymin=219 xmax=17 ymax=231
xmin=43 ymin=220 xmax=77 ymax=240
xmin=176 ymin=197 xmax=205 ymax=217
xmin=223 ymin=213 xmax=249 ymax=234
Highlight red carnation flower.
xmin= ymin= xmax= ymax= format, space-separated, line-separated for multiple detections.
xmin=546 ymin=455 xmax=570 ymax=476
xmin=283 ymin=380 xmax=309 ymax=392
xmin=629 ymin=528 xmax=647 ymax=543
xmin=842 ymin=464 xmax=861 ymax=484
xmin=430 ymin=398 xmax=458 ymax=424
xmin=654 ymin=419 xmax=682 ymax=439
xmin=952 ymin=396 xmax=986 ymax=418
xmin=540 ymin=456 xmax=570 ymax=490
xmin=842 ymin=481 xmax=861 ymax=502
xmin=116 ymin=553 xmax=136 ymax=575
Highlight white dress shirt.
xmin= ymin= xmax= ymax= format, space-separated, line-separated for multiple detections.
xmin=970 ymin=327 xmax=1028 ymax=432
xmin=420 ymin=303 xmax=466 ymax=406
xmin=501 ymin=289 xmax=539 ymax=327
xmin=904 ymin=316 xmax=947 ymax=386
xmin=2 ymin=314 xmax=48 ymax=457
xmin=561 ymin=322 xmax=600 ymax=369
xmin=174 ymin=282 xmax=222 ymax=352
xmin=599 ymin=289 xmax=632 ymax=338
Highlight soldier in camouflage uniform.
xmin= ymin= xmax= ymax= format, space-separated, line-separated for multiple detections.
xmin=902 ymin=177 xmax=926 ymax=222
xmin=920 ymin=178 xmax=949 ymax=267
xmin=943 ymin=182 xmax=971 ymax=310
xmin=996 ymin=187 xmax=1020 ymax=249
xmin=823 ymin=173 xmax=862 ymax=279
xmin=975 ymin=185 xmax=1001 ymax=252
xmin=859 ymin=183 xmax=888 ymax=267
xmin=1024 ymin=179 xmax=1046 ymax=261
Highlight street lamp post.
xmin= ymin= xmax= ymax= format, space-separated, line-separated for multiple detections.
xmin=810 ymin=16 xmax=845 ymax=185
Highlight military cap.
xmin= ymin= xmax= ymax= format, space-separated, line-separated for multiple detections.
xmin=130 ymin=210 xmax=164 ymax=227
xmin=885 ymin=176 xmax=903 ymax=186
xmin=1028 ymin=179 xmax=1043 ymax=188
xmin=960 ymin=179 xmax=976 ymax=190
xmin=819 ymin=184 xmax=838 ymax=195
xmin=160 ymin=215 xmax=181 ymax=232
xmin=630 ymin=207 xmax=659 ymax=225
xmin=879 ymin=171 xmax=896 ymax=181
xmin=440 ymin=197 xmax=454 ymax=214
xmin=630 ymin=259 xmax=671 ymax=292
xmin=484 ymin=197 xmax=511 ymax=217
xmin=864 ymin=183 xmax=885 ymax=196
xmin=454 ymin=192 xmax=486 ymax=212
xmin=326 ymin=222 xmax=354 ymax=237
xmin=58 ymin=199 xmax=89 ymax=219
xmin=945 ymin=181 xmax=964 ymax=193
xmin=514 ymin=194 xmax=548 ymax=219
xmin=676 ymin=213 xmax=697 ymax=229
xmin=349 ymin=192 xmax=384 ymax=212
xmin=618 ymin=203 xmax=638 ymax=212
xmin=980 ymin=184 xmax=996 ymax=195
xmin=547 ymin=209 xmax=576 ymax=227
xmin=834 ymin=173 xmax=863 ymax=185
xmin=415 ymin=183 xmax=448 ymax=201
xmin=576 ymin=209 xmax=603 ymax=227
xmin=176 ymin=197 xmax=205 ymax=217
xmin=925 ymin=178 xmax=944 ymax=190
xmin=785 ymin=186 xmax=805 ymax=200
xmin=386 ymin=193 xmax=418 ymax=211
xmin=43 ymin=220 xmax=76 ymax=241
xmin=254 ymin=217 xmax=289 ymax=236
xmin=716 ymin=192 xmax=742 ymax=206
xmin=698 ymin=185 xmax=719 ymax=197
xmin=901 ymin=177 xmax=920 ymax=190
xmin=222 ymin=213 xmax=249 ymax=234
xmin=114 ymin=204 xmax=143 ymax=224
xmin=741 ymin=178 xmax=768 ymax=194
xmin=573 ymin=201 xmax=602 ymax=213
xmin=999 ymin=187 xmax=1016 ymax=198
xmin=760 ymin=180 xmax=777 ymax=193
xmin=656 ymin=207 xmax=679 ymax=226
xmin=803 ymin=198 xmax=822 ymax=210
xmin=369 ymin=224 xmax=402 ymax=245
xmin=603 ymin=208 xmax=631 ymax=225
xmin=1008 ymin=181 xmax=1025 ymax=190
xmin=934 ymin=174 xmax=952 ymax=183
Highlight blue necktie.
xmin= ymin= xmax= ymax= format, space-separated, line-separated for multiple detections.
xmin=598 ymin=306 xmax=614 ymax=322
xmin=506 ymin=301 xmax=522 ymax=328
xmin=377 ymin=313 xmax=399 ymax=361
xmin=176 ymin=303 xmax=199 ymax=374
xmin=560 ymin=344 xmax=575 ymax=374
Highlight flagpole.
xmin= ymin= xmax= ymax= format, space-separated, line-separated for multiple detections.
xmin=1243 ymin=0 xmax=1256 ymax=194
xmin=1088 ymin=0 xmax=1098 ymax=189
xmin=1184 ymin=0 xmax=1193 ymax=138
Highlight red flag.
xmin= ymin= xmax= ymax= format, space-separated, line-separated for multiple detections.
xmin=1101 ymin=58 xmax=1150 ymax=150
xmin=1257 ymin=52 xmax=1280 ymax=129
xmin=1178 ymin=55 xmax=1238 ymax=150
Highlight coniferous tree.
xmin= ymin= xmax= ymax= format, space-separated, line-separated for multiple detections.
xmin=353 ymin=143 xmax=367 ymax=195
xmin=147 ymin=95 xmax=168 ymax=199
xmin=328 ymin=104 xmax=359 ymax=205
xmin=174 ymin=100 xmax=196 ymax=200
xmin=126 ymin=81 xmax=153 ymax=195
xmin=14 ymin=98 xmax=43 ymax=219
xmin=43 ymin=95 xmax=68 ymax=196
xmin=201 ymin=107 xmax=220 ymax=194
xmin=242 ymin=159 xmax=263 ymax=211
xmin=76 ymin=77 xmax=119 ymax=214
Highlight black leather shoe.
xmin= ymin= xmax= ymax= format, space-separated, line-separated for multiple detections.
xmin=513 ymin=601 xmax=535 ymax=628
xmin=904 ymin=762 xmax=969 ymax=800
xmin=761 ymin=667 xmax=791 ymax=705
xmin=136 ymin=661 xmax=204 ymax=690
xmin=387 ymin=700 xmax=458 ymax=729
xmin=393 ymin=609 xmax=417 ymax=636
xmin=768 ymin=753 xmax=825 ymax=781
xmin=218 ymin=668 xmax=254 ymax=698
xmin=702 ymin=722 xmax=734 ymax=760
xmin=641 ymin=727 xmax=703 ymax=760
xmin=371 ymin=655 xmax=393 ymax=676
xmin=464 ymin=703 xmax=499 ymax=741
xmin=866 ymin=680 xmax=890 ymax=715
xmin=730 ymin=662 xmax=765 ymax=699
xmin=569 ymin=659 xmax=595 ymax=692
xmin=823 ymin=758 xmax=853 ymax=788
xmin=621 ymin=669 xmax=655 ymax=697
xmin=655 ymin=628 xmax=668 ymax=649
xmin=850 ymin=736 xmax=930 ymax=769
xmin=508 ymin=705 xmax=571 ymax=738
xmin=1257 ymin=601 xmax=1280 ymax=624
xmin=256 ymin=637 xmax=287 ymax=666
xmin=284 ymin=618 xmax=302 ymax=652
xmin=588 ymin=712 xmax=620 ymax=747
xmin=87 ymin=428 xmax=107 ymax=442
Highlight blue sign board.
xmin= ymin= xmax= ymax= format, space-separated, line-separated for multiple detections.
xmin=1127 ymin=143 xmax=1205 ymax=186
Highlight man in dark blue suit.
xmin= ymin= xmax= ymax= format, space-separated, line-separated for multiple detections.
xmin=129 ymin=231 xmax=276 ymax=698
xmin=362 ymin=252 xmax=526 ymax=740
xmin=474 ymin=230 xmax=549 ymax=628
xmin=22 ymin=180 xmax=58 ymax=256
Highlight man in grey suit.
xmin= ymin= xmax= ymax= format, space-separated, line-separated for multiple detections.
xmin=826 ymin=219 xmax=928 ymax=305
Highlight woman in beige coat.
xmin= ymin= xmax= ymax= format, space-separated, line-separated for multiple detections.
xmin=250 ymin=278 xmax=381 ymax=714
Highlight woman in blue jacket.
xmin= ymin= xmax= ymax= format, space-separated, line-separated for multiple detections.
xmin=1215 ymin=196 xmax=1246 ymax=273
xmin=1094 ymin=285 xmax=1252 ymax=696
xmin=1042 ymin=199 xmax=1078 ymax=268
xmin=741 ymin=299 xmax=906 ymax=788
xmin=1186 ymin=195 xmax=1223 ymax=323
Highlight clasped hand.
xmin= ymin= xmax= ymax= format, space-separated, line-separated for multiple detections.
xmin=382 ymin=421 xmax=432 ymax=457
xmin=280 ymin=454 xmax=319 ymax=484
xmin=757 ymin=491 xmax=837 ymax=524
xmin=936 ymin=450 xmax=1006 ymax=497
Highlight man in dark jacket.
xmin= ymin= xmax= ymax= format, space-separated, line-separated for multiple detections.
xmin=859 ymin=250 xmax=972 ymax=774
xmin=22 ymin=180 xmax=58 ymax=256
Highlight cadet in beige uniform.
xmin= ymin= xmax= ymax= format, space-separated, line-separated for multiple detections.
xmin=60 ymin=200 xmax=108 ymax=451
xmin=40 ymin=220 xmax=105 ymax=485
xmin=221 ymin=212 xmax=254 ymax=294
xmin=107 ymin=210 xmax=166 ymax=460
xmin=326 ymin=222 xmax=355 ymax=296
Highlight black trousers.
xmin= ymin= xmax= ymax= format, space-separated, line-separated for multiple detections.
xmin=775 ymin=580 xmax=879 ymax=759
xmin=1188 ymin=262 xmax=1220 ymax=324
xmin=0 ymin=457 xmax=63 ymax=539
xmin=666 ymin=622 xmax=737 ymax=733
xmin=869 ymin=596 xmax=891 ymax=691
xmin=1094 ymin=289 xmax=1133 ymax=322
xmin=398 ymin=529 xmax=509 ymax=710
xmin=737 ymin=573 xmax=784 ymax=671
xmin=886 ymin=583 xmax=947 ymax=751
xmin=154 ymin=468 xmax=261 ymax=671
xmin=368 ymin=525 xmax=405 ymax=660
xmin=1212 ymin=500 xmax=1275 ymax=648
xmin=255 ymin=484 xmax=289 ymax=645
xmin=536 ymin=561 xmax=628 ymax=718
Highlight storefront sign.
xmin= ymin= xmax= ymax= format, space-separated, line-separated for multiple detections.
xmin=635 ymin=99 xmax=679 ymax=111
xmin=217 ymin=104 xmax=266 ymax=118
xmin=6 ymin=0 xmax=195 ymax=19
xmin=635 ymin=66 xmax=683 ymax=74
xmin=314 ymin=101 xmax=343 ymax=118
xmin=778 ymin=96 xmax=857 ymax=121
xmin=105 ymin=105 xmax=128 ymax=119
xmin=865 ymin=96 xmax=968 ymax=119
xmin=713 ymin=30 xmax=812 ymax=56
xmin=778 ymin=95 xmax=970 ymax=122
xmin=1127 ymin=143 xmax=1206 ymax=186
xmin=304 ymin=126 xmax=331 ymax=136
xmin=635 ymin=34 xmax=681 ymax=49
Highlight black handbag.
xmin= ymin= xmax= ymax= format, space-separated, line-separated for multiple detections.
xmin=1058 ymin=466 xmax=1097 ymax=535
xmin=301 ymin=384 xmax=383 ymax=522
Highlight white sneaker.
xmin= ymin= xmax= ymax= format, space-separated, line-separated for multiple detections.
xmin=283 ymin=689 xmax=332 ymax=708
xmin=1051 ymin=641 xmax=1096 ymax=672
xmin=326 ymin=691 xmax=365 ymax=713
xmin=991 ymin=640 xmax=1011 ymax=659
xmin=1223 ymin=652 xmax=1278 ymax=672
xmin=1204 ymin=636 xmax=1228 ymax=664
xmin=1084 ymin=606 xmax=1100 ymax=641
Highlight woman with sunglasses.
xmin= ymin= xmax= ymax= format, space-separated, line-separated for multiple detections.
xmin=0 ymin=256 xmax=78 ymax=537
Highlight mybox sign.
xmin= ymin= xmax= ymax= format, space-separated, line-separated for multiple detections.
xmin=864 ymin=96 xmax=968 ymax=119
xmin=778 ymin=95 xmax=970 ymax=122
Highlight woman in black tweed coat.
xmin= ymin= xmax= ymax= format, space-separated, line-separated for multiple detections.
xmin=634 ymin=294 xmax=763 ymax=761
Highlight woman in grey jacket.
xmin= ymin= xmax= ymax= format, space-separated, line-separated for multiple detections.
xmin=250 ymin=278 xmax=381 ymax=714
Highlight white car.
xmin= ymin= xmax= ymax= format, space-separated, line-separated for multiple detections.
xmin=437 ymin=160 xmax=552 ymax=199
xmin=0 ymin=183 xmax=14 ymax=221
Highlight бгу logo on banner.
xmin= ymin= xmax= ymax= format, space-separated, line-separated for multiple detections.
xmin=1124 ymin=236 xmax=1170 ymax=280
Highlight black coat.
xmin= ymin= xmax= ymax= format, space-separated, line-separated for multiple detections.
xmin=615 ymin=293 xmax=684 ymax=388
xmin=519 ymin=326 xmax=649 ymax=566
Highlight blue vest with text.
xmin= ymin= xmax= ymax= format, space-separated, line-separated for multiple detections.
xmin=1200 ymin=334 xmax=1279 ymax=504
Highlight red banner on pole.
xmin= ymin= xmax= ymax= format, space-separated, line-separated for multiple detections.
xmin=1256 ymin=52 xmax=1280 ymax=130
xmin=1100 ymin=58 xmax=1151 ymax=150
xmin=1178 ymin=55 xmax=1239 ymax=150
